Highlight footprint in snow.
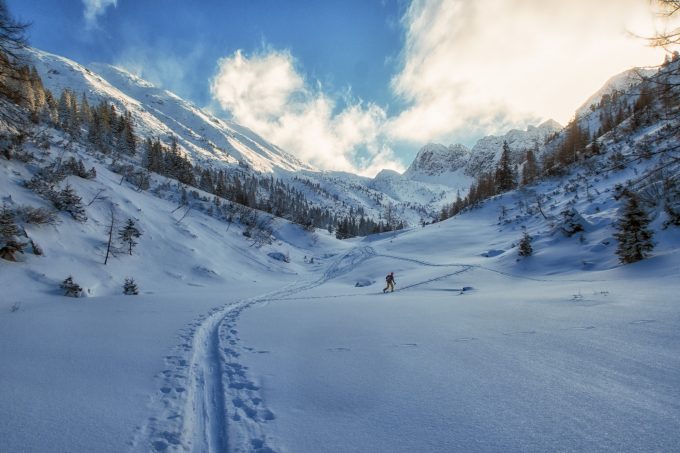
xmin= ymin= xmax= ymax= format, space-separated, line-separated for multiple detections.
xmin=393 ymin=343 xmax=418 ymax=348
xmin=503 ymin=330 xmax=537 ymax=336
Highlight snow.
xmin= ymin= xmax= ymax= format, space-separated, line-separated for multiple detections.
xmin=1 ymin=48 xmax=679 ymax=453
xmin=3 ymin=162 xmax=679 ymax=452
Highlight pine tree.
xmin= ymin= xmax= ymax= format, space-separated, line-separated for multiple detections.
xmin=521 ymin=149 xmax=539 ymax=186
xmin=614 ymin=191 xmax=654 ymax=264
xmin=118 ymin=218 xmax=141 ymax=255
xmin=495 ymin=141 xmax=516 ymax=193
xmin=54 ymin=184 xmax=87 ymax=222
xmin=0 ymin=202 xmax=23 ymax=261
xmin=518 ymin=231 xmax=533 ymax=257
xmin=123 ymin=277 xmax=139 ymax=295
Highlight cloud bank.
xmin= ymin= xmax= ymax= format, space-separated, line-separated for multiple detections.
xmin=209 ymin=1 xmax=667 ymax=175
xmin=210 ymin=50 xmax=399 ymax=175
xmin=388 ymin=0 xmax=666 ymax=145
xmin=82 ymin=0 xmax=117 ymax=29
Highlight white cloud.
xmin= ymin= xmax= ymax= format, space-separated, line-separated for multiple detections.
xmin=209 ymin=2 xmax=669 ymax=175
xmin=82 ymin=0 xmax=117 ymax=29
xmin=210 ymin=50 xmax=401 ymax=175
xmin=388 ymin=0 xmax=668 ymax=145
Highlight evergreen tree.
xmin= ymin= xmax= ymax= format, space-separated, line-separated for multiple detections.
xmin=54 ymin=184 xmax=87 ymax=222
xmin=614 ymin=191 xmax=654 ymax=264
xmin=518 ymin=231 xmax=533 ymax=257
xmin=79 ymin=92 xmax=91 ymax=126
xmin=116 ymin=111 xmax=136 ymax=155
xmin=118 ymin=218 xmax=141 ymax=255
xmin=123 ymin=277 xmax=139 ymax=295
xmin=521 ymin=148 xmax=539 ymax=185
xmin=495 ymin=141 xmax=516 ymax=193
xmin=0 ymin=202 xmax=23 ymax=261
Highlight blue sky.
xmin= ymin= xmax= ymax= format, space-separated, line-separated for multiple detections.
xmin=7 ymin=0 xmax=669 ymax=175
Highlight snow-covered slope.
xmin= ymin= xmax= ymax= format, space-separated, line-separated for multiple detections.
xmin=26 ymin=48 xmax=463 ymax=225
xmin=576 ymin=68 xmax=655 ymax=118
xmin=2 ymin=111 xmax=678 ymax=452
xmin=28 ymin=48 xmax=312 ymax=173
xmin=2 ymin=48 xmax=680 ymax=452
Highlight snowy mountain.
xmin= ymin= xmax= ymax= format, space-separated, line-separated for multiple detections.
xmin=575 ymin=67 xmax=655 ymax=118
xmin=394 ymin=121 xmax=562 ymax=201
xmin=464 ymin=119 xmax=562 ymax=177
xmin=28 ymin=48 xmax=312 ymax=174
xmin=404 ymin=143 xmax=469 ymax=178
xmin=2 ymin=43 xmax=680 ymax=453
xmin=25 ymin=48 xmax=464 ymax=226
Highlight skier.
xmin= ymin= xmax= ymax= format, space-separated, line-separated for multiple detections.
xmin=383 ymin=272 xmax=396 ymax=293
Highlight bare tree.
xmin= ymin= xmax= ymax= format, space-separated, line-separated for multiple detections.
xmin=103 ymin=205 xmax=117 ymax=265
xmin=0 ymin=0 xmax=29 ymax=70
xmin=650 ymin=1 xmax=680 ymax=49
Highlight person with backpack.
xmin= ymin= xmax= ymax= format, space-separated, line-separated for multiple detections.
xmin=383 ymin=272 xmax=396 ymax=293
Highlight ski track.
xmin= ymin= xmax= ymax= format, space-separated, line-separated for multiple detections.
xmin=131 ymin=245 xmax=607 ymax=452
xmin=130 ymin=246 xmax=377 ymax=453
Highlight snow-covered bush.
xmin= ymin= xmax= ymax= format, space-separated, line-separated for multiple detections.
xmin=118 ymin=218 xmax=142 ymax=255
xmin=15 ymin=205 xmax=58 ymax=225
xmin=60 ymin=276 xmax=83 ymax=297
xmin=518 ymin=231 xmax=533 ymax=257
xmin=62 ymin=157 xmax=96 ymax=179
xmin=559 ymin=207 xmax=586 ymax=237
xmin=123 ymin=278 xmax=139 ymax=295
xmin=53 ymin=184 xmax=87 ymax=222
xmin=0 ymin=203 xmax=25 ymax=261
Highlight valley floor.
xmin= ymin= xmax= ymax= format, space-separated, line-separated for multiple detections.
xmin=2 ymin=218 xmax=679 ymax=453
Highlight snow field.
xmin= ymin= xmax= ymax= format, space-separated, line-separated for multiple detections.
xmin=235 ymin=241 xmax=680 ymax=452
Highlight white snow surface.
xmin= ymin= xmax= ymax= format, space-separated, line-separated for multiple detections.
xmin=2 ymin=49 xmax=679 ymax=453
xmin=2 ymin=134 xmax=679 ymax=452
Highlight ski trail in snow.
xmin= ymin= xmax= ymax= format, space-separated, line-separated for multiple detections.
xmin=131 ymin=246 xmax=377 ymax=453
xmin=378 ymin=253 xmax=606 ymax=283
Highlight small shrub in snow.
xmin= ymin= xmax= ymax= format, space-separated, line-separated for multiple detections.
xmin=62 ymin=157 xmax=96 ymax=179
xmin=0 ymin=203 xmax=25 ymax=261
xmin=118 ymin=218 xmax=142 ymax=255
xmin=560 ymin=207 xmax=585 ymax=237
xmin=123 ymin=278 xmax=139 ymax=295
xmin=53 ymin=184 xmax=87 ymax=222
xmin=518 ymin=232 xmax=533 ymax=257
xmin=15 ymin=205 xmax=58 ymax=225
xmin=60 ymin=276 xmax=83 ymax=297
